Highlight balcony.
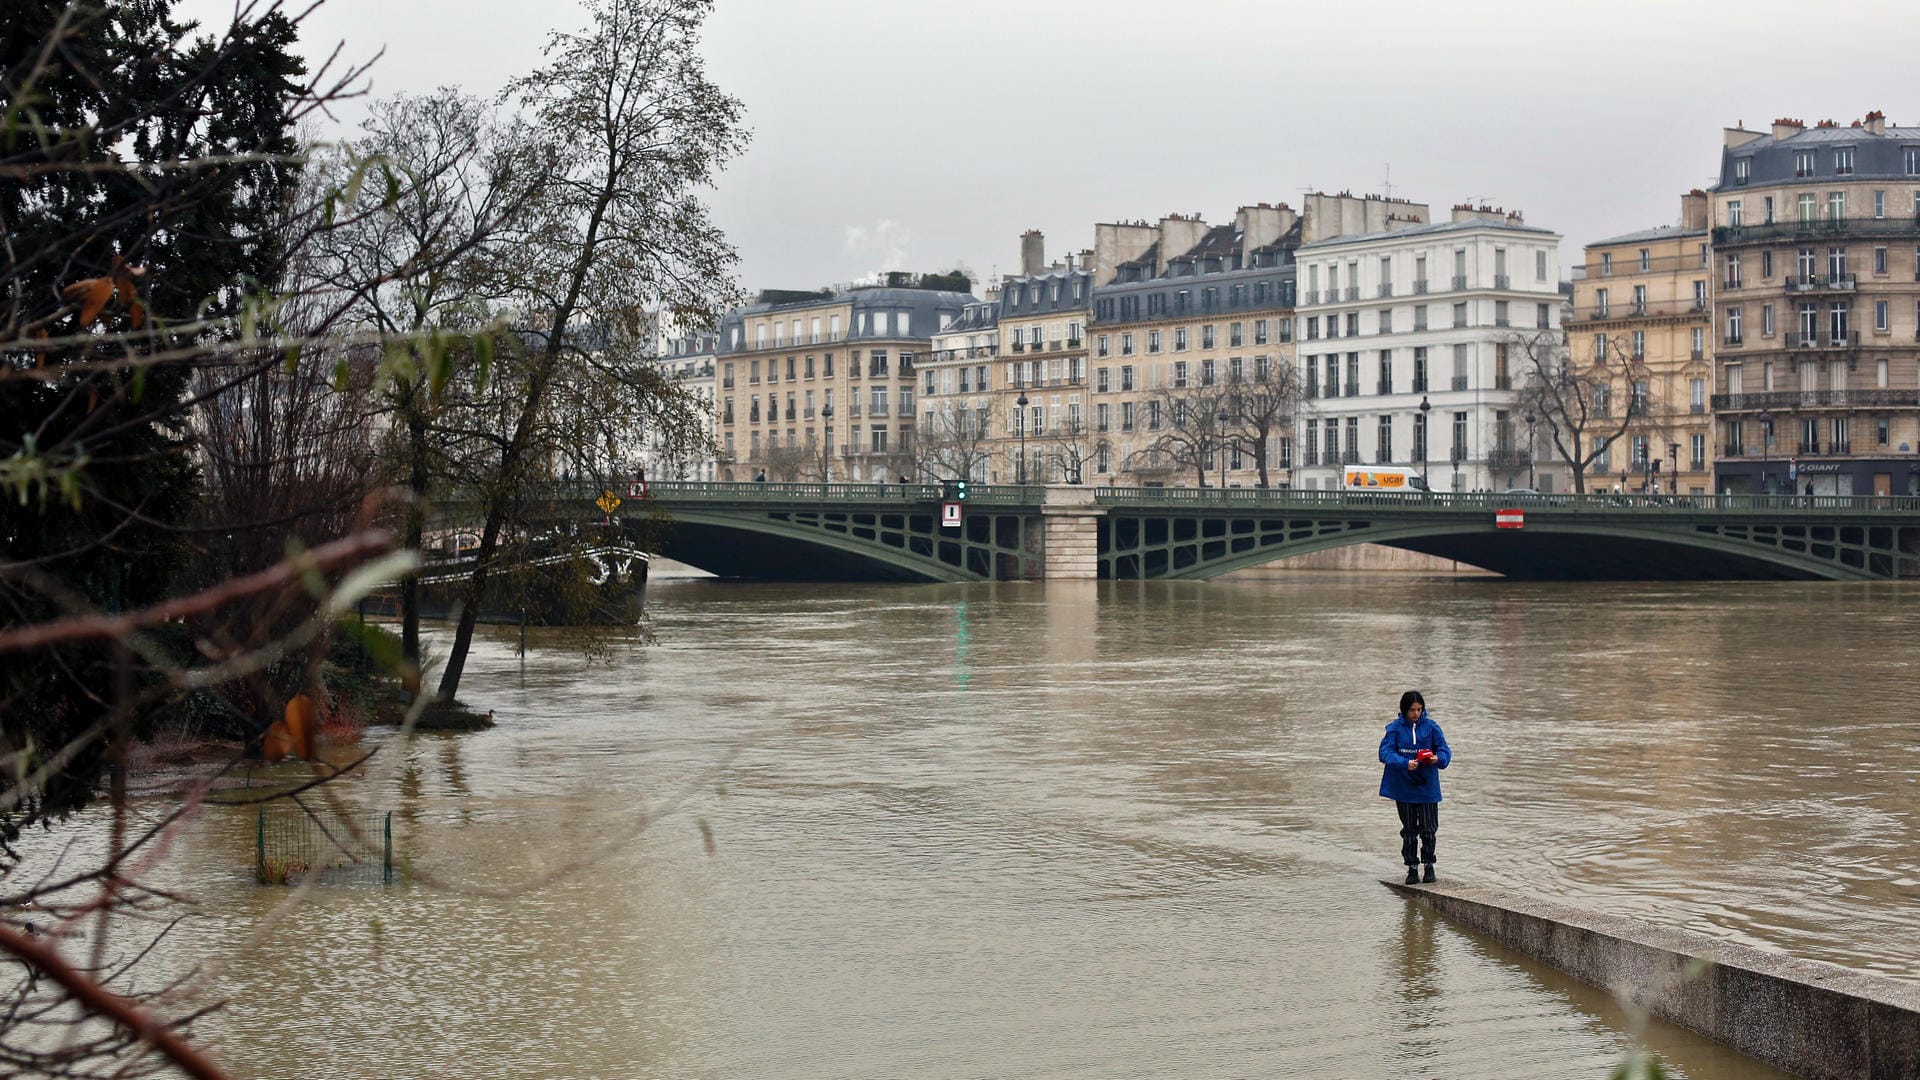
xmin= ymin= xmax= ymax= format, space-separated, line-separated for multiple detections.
xmin=1377 ymin=283 xmax=1394 ymax=298
xmin=1010 ymin=341 xmax=1025 ymax=353
xmin=721 ymin=378 xmax=735 ymax=389
xmin=1377 ymin=381 xmax=1392 ymax=395
xmin=1413 ymin=279 xmax=1429 ymax=295
xmin=1494 ymin=375 xmax=1512 ymax=390
xmin=1494 ymin=274 xmax=1510 ymax=289
xmin=1691 ymin=348 xmax=1705 ymax=361
xmin=1797 ymin=441 xmax=1821 ymax=455
xmin=1785 ymin=274 xmax=1856 ymax=293
xmin=1787 ymin=330 xmax=1860 ymax=350
xmin=1450 ymin=375 xmax=1469 ymax=390
xmin=1711 ymin=389 xmax=1920 ymax=410
xmin=1303 ymin=290 xmax=1319 ymax=304
xmin=1344 ymin=286 xmax=1360 ymax=301
xmin=1487 ymin=449 xmax=1529 ymax=471
xmin=803 ymin=407 xmax=815 ymax=420
xmin=1451 ymin=275 xmax=1467 ymax=290
xmin=1713 ymin=216 xmax=1920 ymax=246
xmin=1724 ymin=333 xmax=1744 ymax=346
xmin=1412 ymin=377 xmax=1428 ymax=393
xmin=1341 ymin=450 xmax=1360 ymax=465
xmin=1343 ymin=384 xmax=1359 ymax=397
xmin=848 ymin=403 xmax=863 ymax=418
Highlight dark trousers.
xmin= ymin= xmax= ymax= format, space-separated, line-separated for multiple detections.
xmin=1396 ymin=801 xmax=1438 ymax=867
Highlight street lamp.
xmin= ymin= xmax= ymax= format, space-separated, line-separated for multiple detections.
xmin=1016 ymin=388 xmax=1030 ymax=486
xmin=1217 ymin=407 xmax=1231 ymax=488
xmin=1668 ymin=441 xmax=1680 ymax=497
xmin=1418 ymin=394 xmax=1432 ymax=489
xmin=1524 ymin=410 xmax=1537 ymax=490
xmin=820 ymin=403 xmax=833 ymax=484
xmin=1757 ymin=408 xmax=1773 ymax=495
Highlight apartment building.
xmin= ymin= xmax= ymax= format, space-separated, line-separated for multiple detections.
xmin=643 ymin=332 xmax=719 ymax=481
xmin=1564 ymin=193 xmax=1714 ymax=493
xmin=992 ymin=236 xmax=1094 ymax=484
xmin=1294 ymin=207 xmax=1563 ymax=492
xmin=713 ymin=277 xmax=973 ymax=481
xmin=1710 ymin=113 xmax=1920 ymax=495
xmin=920 ymin=294 xmax=1000 ymax=482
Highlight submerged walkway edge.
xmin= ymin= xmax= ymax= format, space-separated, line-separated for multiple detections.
xmin=1384 ymin=880 xmax=1920 ymax=1080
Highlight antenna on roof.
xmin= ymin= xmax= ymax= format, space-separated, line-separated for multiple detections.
xmin=1381 ymin=163 xmax=1393 ymax=199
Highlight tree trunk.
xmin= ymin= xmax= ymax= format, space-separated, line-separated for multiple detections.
xmin=401 ymin=394 xmax=429 ymax=665
xmin=1253 ymin=433 xmax=1270 ymax=487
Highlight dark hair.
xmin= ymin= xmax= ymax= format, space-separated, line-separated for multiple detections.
xmin=1399 ymin=690 xmax=1425 ymax=717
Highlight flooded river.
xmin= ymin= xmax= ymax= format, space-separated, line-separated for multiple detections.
xmin=41 ymin=574 xmax=1920 ymax=1077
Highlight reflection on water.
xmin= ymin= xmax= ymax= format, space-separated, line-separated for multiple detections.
xmin=25 ymin=574 xmax=1912 ymax=1079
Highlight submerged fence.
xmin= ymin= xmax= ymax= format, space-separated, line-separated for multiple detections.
xmin=255 ymin=805 xmax=393 ymax=885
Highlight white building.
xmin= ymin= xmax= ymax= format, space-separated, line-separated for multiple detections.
xmin=1293 ymin=208 xmax=1563 ymax=492
xmin=643 ymin=332 xmax=718 ymax=482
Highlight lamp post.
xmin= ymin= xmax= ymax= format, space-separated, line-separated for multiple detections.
xmin=820 ymin=403 xmax=833 ymax=484
xmin=1418 ymin=394 xmax=1432 ymax=490
xmin=1016 ymin=388 xmax=1030 ymax=486
xmin=1217 ymin=407 xmax=1231 ymax=488
xmin=1757 ymin=408 xmax=1773 ymax=495
xmin=1524 ymin=410 xmax=1537 ymax=490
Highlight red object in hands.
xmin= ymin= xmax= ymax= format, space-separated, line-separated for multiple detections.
xmin=1416 ymin=749 xmax=1437 ymax=763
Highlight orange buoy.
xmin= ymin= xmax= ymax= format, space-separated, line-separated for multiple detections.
xmin=283 ymin=694 xmax=318 ymax=759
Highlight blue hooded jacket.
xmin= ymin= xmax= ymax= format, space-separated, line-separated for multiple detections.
xmin=1378 ymin=713 xmax=1451 ymax=803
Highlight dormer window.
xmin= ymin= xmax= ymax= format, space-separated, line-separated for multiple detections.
xmin=1794 ymin=150 xmax=1815 ymax=178
xmin=1835 ymin=147 xmax=1854 ymax=175
xmin=1733 ymin=157 xmax=1751 ymax=185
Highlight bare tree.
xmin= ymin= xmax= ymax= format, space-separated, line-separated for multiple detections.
xmin=1039 ymin=416 xmax=1110 ymax=486
xmin=763 ymin=442 xmax=810 ymax=481
xmin=1221 ymin=353 xmax=1304 ymax=487
xmin=1510 ymin=329 xmax=1657 ymax=494
xmin=1140 ymin=382 xmax=1233 ymax=487
xmin=913 ymin=400 xmax=995 ymax=482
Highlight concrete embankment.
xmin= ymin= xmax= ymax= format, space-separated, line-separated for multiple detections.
xmin=1385 ymin=880 xmax=1920 ymax=1080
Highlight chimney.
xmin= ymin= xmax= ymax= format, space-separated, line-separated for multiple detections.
xmin=1864 ymin=110 xmax=1887 ymax=135
xmin=1771 ymin=117 xmax=1805 ymax=140
xmin=1156 ymin=213 xmax=1208 ymax=277
xmin=1020 ymin=230 xmax=1045 ymax=277
xmin=1680 ymin=190 xmax=1709 ymax=231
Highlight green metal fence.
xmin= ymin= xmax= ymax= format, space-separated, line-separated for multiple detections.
xmin=255 ymin=805 xmax=393 ymax=886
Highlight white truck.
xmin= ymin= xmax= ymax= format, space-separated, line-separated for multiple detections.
xmin=1342 ymin=466 xmax=1430 ymax=493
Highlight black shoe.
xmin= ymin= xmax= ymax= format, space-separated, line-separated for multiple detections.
xmin=1405 ymin=866 xmax=1419 ymax=885
xmin=1422 ymin=865 xmax=1436 ymax=884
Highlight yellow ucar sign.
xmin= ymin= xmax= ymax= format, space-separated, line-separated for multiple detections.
xmin=1344 ymin=467 xmax=1430 ymax=492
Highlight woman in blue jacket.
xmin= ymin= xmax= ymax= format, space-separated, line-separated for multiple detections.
xmin=1378 ymin=689 xmax=1452 ymax=884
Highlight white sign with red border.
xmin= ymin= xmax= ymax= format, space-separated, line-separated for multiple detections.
xmin=1495 ymin=508 xmax=1525 ymax=529
xmin=941 ymin=501 xmax=962 ymax=528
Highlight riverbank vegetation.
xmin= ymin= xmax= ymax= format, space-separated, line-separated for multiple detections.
xmin=1 ymin=0 xmax=742 ymax=1074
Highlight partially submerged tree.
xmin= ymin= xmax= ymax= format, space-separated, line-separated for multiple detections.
xmin=1509 ymin=329 xmax=1657 ymax=494
xmin=431 ymin=0 xmax=746 ymax=702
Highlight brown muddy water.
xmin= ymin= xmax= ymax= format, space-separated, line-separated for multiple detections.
xmin=27 ymin=574 xmax=1920 ymax=1078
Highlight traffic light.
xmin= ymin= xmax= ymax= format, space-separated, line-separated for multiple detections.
xmin=954 ymin=479 xmax=969 ymax=501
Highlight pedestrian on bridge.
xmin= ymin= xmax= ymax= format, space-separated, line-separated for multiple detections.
xmin=1378 ymin=689 xmax=1452 ymax=884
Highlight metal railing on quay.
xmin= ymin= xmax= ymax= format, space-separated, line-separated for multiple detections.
xmin=612 ymin=480 xmax=1043 ymax=505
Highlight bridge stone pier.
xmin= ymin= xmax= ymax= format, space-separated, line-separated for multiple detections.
xmin=513 ymin=482 xmax=1920 ymax=583
xmin=1039 ymin=486 xmax=1105 ymax=580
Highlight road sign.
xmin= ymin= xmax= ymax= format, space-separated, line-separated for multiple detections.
xmin=596 ymin=490 xmax=622 ymax=514
xmin=941 ymin=501 xmax=962 ymax=528
xmin=1495 ymin=508 xmax=1524 ymax=529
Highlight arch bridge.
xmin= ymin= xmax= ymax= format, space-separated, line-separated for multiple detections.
xmin=547 ymin=482 xmax=1920 ymax=583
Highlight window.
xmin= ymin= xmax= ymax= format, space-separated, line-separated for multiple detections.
xmin=1596 ymin=287 xmax=1609 ymax=318
xmin=1726 ymin=307 xmax=1742 ymax=344
xmin=1305 ymin=355 xmax=1318 ymax=397
xmin=1200 ymin=359 xmax=1215 ymax=387
xmin=1724 ymin=254 xmax=1741 ymax=289
xmin=1121 ymin=365 xmax=1135 ymax=391
xmin=1593 ymin=333 xmax=1606 ymax=362
xmin=1727 ymin=200 xmax=1743 ymax=227
xmin=1412 ymin=347 xmax=1427 ymax=392
xmin=1798 ymin=301 xmax=1818 ymax=340
xmin=1377 ymin=415 xmax=1394 ymax=463
xmin=1230 ymin=322 xmax=1243 ymax=347
xmin=1149 ymin=330 xmax=1162 ymax=353
xmin=1875 ymin=190 xmax=1886 ymax=219
xmin=1537 ymin=303 xmax=1551 ymax=329
xmin=1691 ymin=326 xmax=1705 ymax=359
xmin=1835 ymin=147 xmax=1854 ymax=175
xmin=1345 ymin=312 xmax=1359 ymax=337
xmin=1878 ymin=416 xmax=1891 ymax=446
xmin=1601 ymin=252 xmax=1613 ymax=276
xmin=1691 ymin=378 xmax=1706 ymax=412
xmin=1631 ymin=285 xmax=1646 ymax=314
xmin=1734 ymin=157 xmax=1751 ymax=184
xmin=1096 ymin=367 xmax=1110 ymax=393
xmin=1794 ymin=150 xmax=1815 ymax=178
xmin=1306 ymin=316 xmax=1320 ymax=340
xmin=1535 ymin=249 xmax=1548 ymax=281
xmin=1908 ymin=147 xmax=1920 ymax=176
xmin=1254 ymin=319 xmax=1269 ymax=345
xmin=1097 ymin=334 xmax=1110 ymax=358
xmin=1638 ymin=248 xmax=1651 ymax=272
xmin=1345 ymin=417 xmax=1359 ymax=464
xmin=1378 ymin=308 xmax=1394 ymax=334
xmin=1798 ymin=193 xmax=1816 ymax=222
xmin=1876 ymin=300 xmax=1890 ymax=331
xmin=1201 ymin=325 xmax=1215 ymax=349
xmin=1631 ymin=330 xmax=1645 ymax=359
xmin=1412 ymin=413 xmax=1426 ymax=464
xmin=1122 ymin=332 xmax=1135 ymax=356
xmin=1762 ymin=250 xmax=1773 ymax=279
xmin=1763 ymin=195 xmax=1775 ymax=223
xmin=1828 ymin=247 xmax=1848 ymax=281
xmin=1323 ymin=355 xmax=1338 ymax=398
xmin=1451 ymin=412 xmax=1468 ymax=463
xmin=1346 ymin=352 xmax=1360 ymax=397
xmin=1875 ymin=247 xmax=1888 ymax=275
xmin=1494 ymin=300 xmax=1509 ymax=327
xmin=1452 ymin=302 xmax=1467 ymax=328
xmin=1173 ymin=327 xmax=1188 ymax=351
xmin=1828 ymin=191 xmax=1845 ymax=221
xmin=1829 ymin=301 xmax=1850 ymax=342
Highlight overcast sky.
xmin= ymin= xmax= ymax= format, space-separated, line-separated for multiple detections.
xmin=192 ymin=0 xmax=1919 ymax=294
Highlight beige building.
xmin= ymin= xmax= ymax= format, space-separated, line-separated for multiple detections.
xmin=713 ymin=277 xmax=973 ymax=482
xmin=1564 ymin=193 xmax=1715 ymax=494
xmin=1710 ymin=113 xmax=1920 ymax=496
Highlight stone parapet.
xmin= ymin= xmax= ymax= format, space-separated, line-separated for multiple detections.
xmin=1039 ymin=486 xmax=1105 ymax=580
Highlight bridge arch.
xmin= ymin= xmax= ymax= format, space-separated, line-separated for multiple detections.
xmin=635 ymin=506 xmax=1038 ymax=582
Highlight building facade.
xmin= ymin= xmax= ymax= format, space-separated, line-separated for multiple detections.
xmin=646 ymin=332 xmax=718 ymax=481
xmin=714 ymin=279 xmax=973 ymax=482
xmin=1710 ymin=113 xmax=1920 ymax=496
xmin=920 ymin=294 xmax=1000 ymax=482
xmin=1293 ymin=208 xmax=1563 ymax=493
xmin=1564 ymin=194 xmax=1714 ymax=494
